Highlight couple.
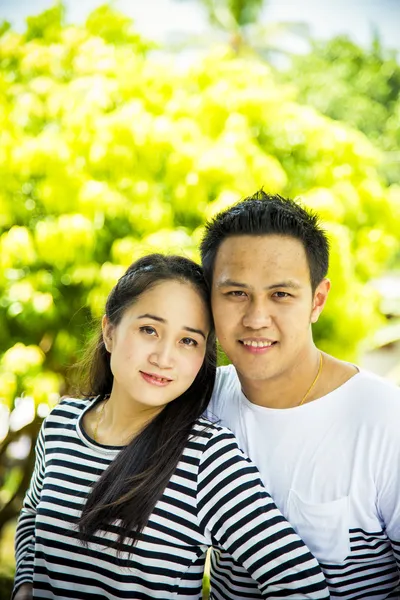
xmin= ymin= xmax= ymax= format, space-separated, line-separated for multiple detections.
xmin=13 ymin=191 xmax=400 ymax=599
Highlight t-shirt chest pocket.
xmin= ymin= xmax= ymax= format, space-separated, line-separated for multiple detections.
xmin=287 ymin=489 xmax=350 ymax=565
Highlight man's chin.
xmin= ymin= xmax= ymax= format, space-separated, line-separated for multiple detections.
xmin=235 ymin=364 xmax=277 ymax=384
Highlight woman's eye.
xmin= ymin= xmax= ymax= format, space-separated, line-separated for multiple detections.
xmin=181 ymin=337 xmax=198 ymax=347
xmin=140 ymin=326 xmax=157 ymax=336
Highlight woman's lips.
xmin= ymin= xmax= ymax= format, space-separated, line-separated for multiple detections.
xmin=140 ymin=371 xmax=173 ymax=386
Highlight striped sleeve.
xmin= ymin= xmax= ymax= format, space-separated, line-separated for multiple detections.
xmin=376 ymin=427 xmax=400 ymax=579
xmin=388 ymin=528 xmax=400 ymax=580
xmin=196 ymin=429 xmax=329 ymax=599
xmin=13 ymin=420 xmax=46 ymax=595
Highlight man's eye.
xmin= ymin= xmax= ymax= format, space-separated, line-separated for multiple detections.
xmin=273 ymin=291 xmax=290 ymax=298
xmin=181 ymin=337 xmax=198 ymax=347
xmin=140 ymin=326 xmax=157 ymax=335
xmin=227 ymin=290 xmax=247 ymax=297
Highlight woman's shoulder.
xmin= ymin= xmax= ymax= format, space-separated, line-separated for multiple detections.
xmin=187 ymin=418 xmax=258 ymax=480
xmin=190 ymin=417 xmax=242 ymax=450
xmin=45 ymin=396 xmax=94 ymax=425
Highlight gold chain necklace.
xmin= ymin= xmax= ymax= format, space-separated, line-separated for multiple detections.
xmin=93 ymin=397 xmax=109 ymax=442
xmin=299 ymin=352 xmax=323 ymax=406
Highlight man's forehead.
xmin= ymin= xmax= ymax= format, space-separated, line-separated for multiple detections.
xmin=212 ymin=235 xmax=310 ymax=283
xmin=217 ymin=232 xmax=304 ymax=250
xmin=215 ymin=235 xmax=307 ymax=265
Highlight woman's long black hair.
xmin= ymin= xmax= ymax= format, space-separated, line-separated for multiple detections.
xmin=77 ymin=254 xmax=216 ymax=550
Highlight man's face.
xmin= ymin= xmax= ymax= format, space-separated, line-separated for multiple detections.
xmin=211 ymin=234 xmax=328 ymax=385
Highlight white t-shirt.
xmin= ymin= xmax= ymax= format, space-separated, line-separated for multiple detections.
xmin=206 ymin=366 xmax=400 ymax=599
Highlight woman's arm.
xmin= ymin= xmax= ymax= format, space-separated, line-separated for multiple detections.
xmin=13 ymin=583 xmax=33 ymax=600
xmin=13 ymin=423 xmax=46 ymax=597
xmin=196 ymin=428 xmax=329 ymax=599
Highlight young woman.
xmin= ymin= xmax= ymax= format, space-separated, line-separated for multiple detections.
xmin=13 ymin=254 xmax=328 ymax=600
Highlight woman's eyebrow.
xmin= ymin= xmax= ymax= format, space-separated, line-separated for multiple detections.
xmin=137 ymin=314 xmax=206 ymax=339
xmin=137 ymin=313 xmax=165 ymax=322
xmin=184 ymin=326 xmax=206 ymax=340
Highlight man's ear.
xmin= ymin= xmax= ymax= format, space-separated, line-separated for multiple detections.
xmin=102 ymin=315 xmax=114 ymax=352
xmin=311 ymin=278 xmax=330 ymax=324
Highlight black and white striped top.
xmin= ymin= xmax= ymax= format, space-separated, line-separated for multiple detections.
xmin=14 ymin=397 xmax=329 ymax=599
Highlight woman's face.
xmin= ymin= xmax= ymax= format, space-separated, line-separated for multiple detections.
xmin=102 ymin=280 xmax=210 ymax=411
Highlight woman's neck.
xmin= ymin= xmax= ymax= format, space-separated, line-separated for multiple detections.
xmin=95 ymin=392 xmax=162 ymax=445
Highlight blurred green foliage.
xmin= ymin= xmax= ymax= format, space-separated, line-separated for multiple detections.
xmin=1 ymin=2 xmax=400 ymax=566
xmin=285 ymin=35 xmax=400 ymax=185
xmin=178 ymin=0 xmax=310 ymax=58
xmin=190 ymin=0 xmax=264 ymax=29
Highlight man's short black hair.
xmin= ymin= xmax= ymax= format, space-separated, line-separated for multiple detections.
xmin=200 ymin=190 xmax=329 ymax=291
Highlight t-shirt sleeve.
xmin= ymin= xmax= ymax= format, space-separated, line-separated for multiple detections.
xmin=203 ymin=366 xmax=231 ymax=423
xmin=13 ymin=421 xmax=46 ymax=594
xmin=196 ymin=428 xmax=329 ymax=599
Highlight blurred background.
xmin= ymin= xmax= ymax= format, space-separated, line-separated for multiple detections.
xmin=1 ymin=0 xmax=400 ymax=594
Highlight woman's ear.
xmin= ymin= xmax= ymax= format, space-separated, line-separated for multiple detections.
xmin=102 ymin=315 xmax=114 ymax=353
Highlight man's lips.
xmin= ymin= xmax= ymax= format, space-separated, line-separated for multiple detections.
xmin=238 ymin=339 xmax=277 ymax=354
xmin=140 ymin=371 xmax=173 ymax=386
xmin=239 ymin=339 xmax=277 ymax=348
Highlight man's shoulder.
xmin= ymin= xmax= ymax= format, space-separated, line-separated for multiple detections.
xmin=215 ymin=364 xmax=240 ymax=389
xmin=352 ymin=369 xmax=400 ymax=400
xmin=343 ymin=368 xmax=400 ymax=428
xmin=205 ymin=364 xmax=242 ymax=422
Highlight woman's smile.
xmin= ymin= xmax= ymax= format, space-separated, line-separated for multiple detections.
xmin=139 ymin=371 xmax=174 ymax=386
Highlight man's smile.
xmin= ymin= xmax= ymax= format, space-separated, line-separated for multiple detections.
xmin=240 ymin=338 xmax=277 ymax=348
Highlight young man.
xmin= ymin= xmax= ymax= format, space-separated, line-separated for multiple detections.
xmin=200 ymin=190 xmax=400 ymax=599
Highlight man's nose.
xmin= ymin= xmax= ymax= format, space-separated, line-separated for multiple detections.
xmin=242 ymin=300 xmax=273 ymax=329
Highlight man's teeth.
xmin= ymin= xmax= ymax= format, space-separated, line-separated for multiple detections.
xmin=242 ymin=340 xmax=274 ymax=348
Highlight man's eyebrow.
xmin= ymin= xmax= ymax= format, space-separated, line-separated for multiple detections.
xmin=137 ymin=314 xmax=206 ymax=340
xmin=216 ymin=279 xmax=301 ymax=290
xmin=267 ymin=281 xmax=302 ymax=290
xmin=216 ymin=279 xmax=249 ymax=289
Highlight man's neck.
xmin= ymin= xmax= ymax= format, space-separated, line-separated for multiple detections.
xmin=237 ymin=351 xmax=358 ymax=410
